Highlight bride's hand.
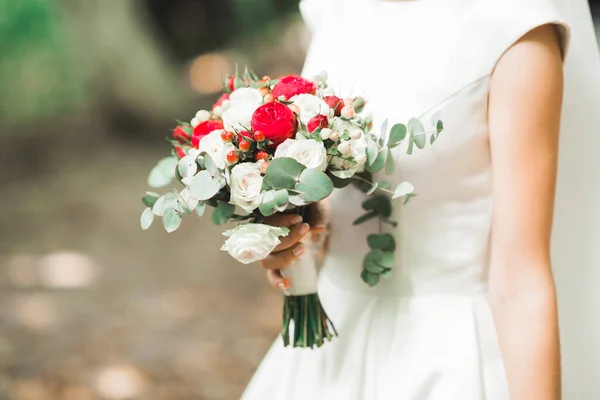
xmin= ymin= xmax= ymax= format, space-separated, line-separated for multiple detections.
xmin=261 ymin=202 xmax=328 ymax=291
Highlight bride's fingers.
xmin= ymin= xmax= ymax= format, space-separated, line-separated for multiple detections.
xmin=264 ymin=213 xmax=302 ymax=228
xmin=260 ymin=244 xmax=304 ymax=270
xmin=274 ymin=223 xmax=310 ymax=251
xmin=306 ymin=203 xmax=327 ymax=232
xmin=266 ymin=269 xmax=289 ymax=291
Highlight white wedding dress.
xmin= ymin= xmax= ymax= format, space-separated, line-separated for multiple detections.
xmin=243 ymin=0 xmax=600 ymax=399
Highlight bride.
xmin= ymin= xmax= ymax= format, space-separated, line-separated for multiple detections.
xmin=242 ymin=0 xmax=599 ymax=398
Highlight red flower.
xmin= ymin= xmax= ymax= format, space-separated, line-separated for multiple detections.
xmin=226 ymin=76 xmax=236 ymax=92
xmin=173 ymin=126 xmax=191 ymax=144
xmin=191 ymin=120 xmax=224 ymax=148
xmin=251 ymin=102 xmax=298 ymax=146
xmin=324 ymin=96 xmax=344 ymax=116
xmin=212 ymin=93 xmax=230 ymax=110
xmin=307 ymin=115 xmax=329 ymax=133
xmin=175 ymin=147 xmax=186 ymax=159
xmin=271 ymin=75 xmax=316 ymax=100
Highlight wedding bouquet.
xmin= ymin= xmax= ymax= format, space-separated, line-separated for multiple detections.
xmin=140 ymin=68 xmax=443 ymax=348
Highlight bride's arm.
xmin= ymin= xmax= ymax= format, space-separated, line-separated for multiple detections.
xmin=488 ymin=25 xmax=563 ymax=399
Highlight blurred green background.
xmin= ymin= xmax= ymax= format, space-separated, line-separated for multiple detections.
xmin=1 ymin=1 xmax=600 ymax=399
xmin=0 ymin=1 xmax=308 ymax=399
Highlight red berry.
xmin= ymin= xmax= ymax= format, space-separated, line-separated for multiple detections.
xmin=221 ymin=131 xmax=234 ymax=142
xmin=254 ymin=130 xmax=265 ymax=142
xmin=239 ymin=140 xmax=251 ymax=152
xmin=226 ymin=150 xmax=239 ymax=164
xmin=255 ymin=150 xmax=269 ymax=161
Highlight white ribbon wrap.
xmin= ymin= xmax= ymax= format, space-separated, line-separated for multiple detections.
xmin=280 ymin=235 xmax=319 ymax=296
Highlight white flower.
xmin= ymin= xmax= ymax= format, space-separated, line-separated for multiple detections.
xmin=229 ymin=163 xmax=264 ymax=213
xmin=221 ymin=223 xmax=290 ymax=264
xmin=311 ymin=70 xmax=328 ymax=84
xmin=195 ymin=110 xmax=211 ymax=121
xmin=275 ymin=139 xmax=328 ymax=171
xmin=222 ymin=88 xmax=263 ymax=131
xmin=289 ymin=94 xmax=331 ymax=125
xmin=197 ymin=130 xmax=235 ymax=169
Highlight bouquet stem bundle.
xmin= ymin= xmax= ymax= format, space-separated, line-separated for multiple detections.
xmin=282 ymin=293 xmax=337 ymax=348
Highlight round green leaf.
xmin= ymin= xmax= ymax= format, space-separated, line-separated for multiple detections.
xmin=366 ymin=137 xmax=379 ymax=166
xmin=360 ymin=269 xmax=380 ymax=287
xmin=264 ymin=157 xmax=305 ymax=189
xmin=392 ymin=181 xmax=415 ymax=200
xmin=141 ymin=194 xmax=158 ymax=208
xmin=367 ymin=233 xmax=396 ymax=251
xmin=140 ymin=208 xmax=154 ymax=230
xmin=148 ymin=157 xmax=177 ymax=188
xmin=190 ymin=170 xmax=221 ymax=201
xmin=259 ymin=190 xmax=289 ymax=217
xmin=388 ymin=123 xmax=407 ymax=147
xmin=362 ymin=196 xmax=391 ymax=218
xmin=163 ymin=208 xmax=182 ymax=233
xmin=385 ymin=148 xmax=395 ymax=175
xmin=366 ymin=150 xmax=385 ymax=173
xmin=201 ymin=152 xmax=218 ymax=175
xmin=376 ymin=251 xmax=395 ymax=268
xmin=195 ymin=202 xmax=206 ymax=217
xmin=212 ymin=201 xmax=235 ymax=225
xmin=295 ymin=169 xmax=334 ymax=202
xmin=408 ymin=118 xmax=426 ymax=149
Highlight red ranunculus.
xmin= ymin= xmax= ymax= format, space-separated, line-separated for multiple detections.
xmin=324 ymin=96 xmax=344 ymax=116
xmin=212 ymin=93 xmax=230 ymax=110
xmin=307 ymin=114 xmax=329 ymax=133
xmin=271 ymin=75 xmax=317 ymax=100
xmin=251 ymin=102 xmax=298 ymax=146
xmin=191 ymin=120 xmax=224 ymax=148
xmin=173 ymin=126 xmax=191 ymax=143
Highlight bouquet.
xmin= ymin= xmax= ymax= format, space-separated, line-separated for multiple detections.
xmin=140 ymin=68 xmax=443 ymax=348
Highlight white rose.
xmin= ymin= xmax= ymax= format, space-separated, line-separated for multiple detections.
xmin=222 ymin=88 xmax=263 ymax=132
xmin=274 ymin=138 xmax=328 ymax=171
xmin=229 ymin=163 xmax=264 ymax=213
xmin=221 ymin=223 xmax=290 ymax=264
xmin=198 ymin=130 xmax=235 ymax=169
xmin=289 ymin=94 xmax=332 ymax=125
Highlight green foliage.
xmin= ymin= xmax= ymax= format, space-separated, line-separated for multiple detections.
xmin=140 ymin=208 xmax=154 ymax=230
xmin=190 ymin=170 xmax=221 ymax=201
xmin=264 ymin=157 xmax=304 ymax=190
xmin=163 ymin=208 xmax=182 ymax=233
xmin=259 ymin=190 xmax=289 ymax=217
xmin=148 ymin=157 xmax=177 ymax=188
xmin=212 ymin=201 xmax=235 ymax=225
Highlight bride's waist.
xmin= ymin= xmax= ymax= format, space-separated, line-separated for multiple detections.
xmin=320 ymin=253 xmax=489 ymax=298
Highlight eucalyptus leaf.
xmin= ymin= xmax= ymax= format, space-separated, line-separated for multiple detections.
xmin=212 ymin=201 xmax=235 ymax=225
xmin=152 ymin=193 xmax=178 ymax=216
xmin=366 ymin=150 xmax=385 ymax=173
xmin=376 ymin=180 xmax=392 ymax=190
xmin=163 ymin=208 xmax=182 ymax=233
xmin=385 ymin=148 xmax=395 ymax=175
xmin=190 ymin=170 xmax=221 ymax=201
xmin=380 ymin=119 xmax=389 ymax=138
xmin=353 ymin=211 xmax=377 ymax=226
xmin=392 ymin=181 xmax=415 ymax=200
xmin=431 ymin=111 xmax=442 ymax=127
xmin=388 ymin=123 xmax=407 ymax=147
xmin=195 ymin=202 xmax=206 ymax=217
xmin=367 ymin=233 xmax=396 ymax=251
xmin=364 ymin=259 xmax=385 ymax=274
xmin=376 ymin=251 xmax=395 ymax=268
xmin=259 ymin=190 xmax=289 ymax=217
xmin=381 ymin=268 xmax=393 ymax=278
xmin=202 ymin=152 xmax=218 ymax=175
xmin=366 ymin=137 xmax=379 ymax=166
xmin=177 ymin=155 xmax=198 ymax=178
xmin=289 ymin=195 xmax=309 ymax=207
xmin=360 ymin=269 xmax=380 ymax=287
xmin=296 ymin=169 xmax=333 ymax=202
xmin=366 ymin=182 xmax=379 ymax=195
xmin=264 ymin=157 xmax=305 ymax=189
xmin=141 ymin=194 xmax=158 ymax=208
xmin=362 ymin=196 xmax=391 ymax=218
xmin=140 ymin=208 xmax=154 ymax=230
xmin=408 ymin=118 xmax=426 ymax=149
xmin=148 ymin=157 xmax=177 ymax=188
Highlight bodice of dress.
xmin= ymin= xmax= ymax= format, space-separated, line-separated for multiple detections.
xmin=300 ymin=0 xmax=568 ymax=297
